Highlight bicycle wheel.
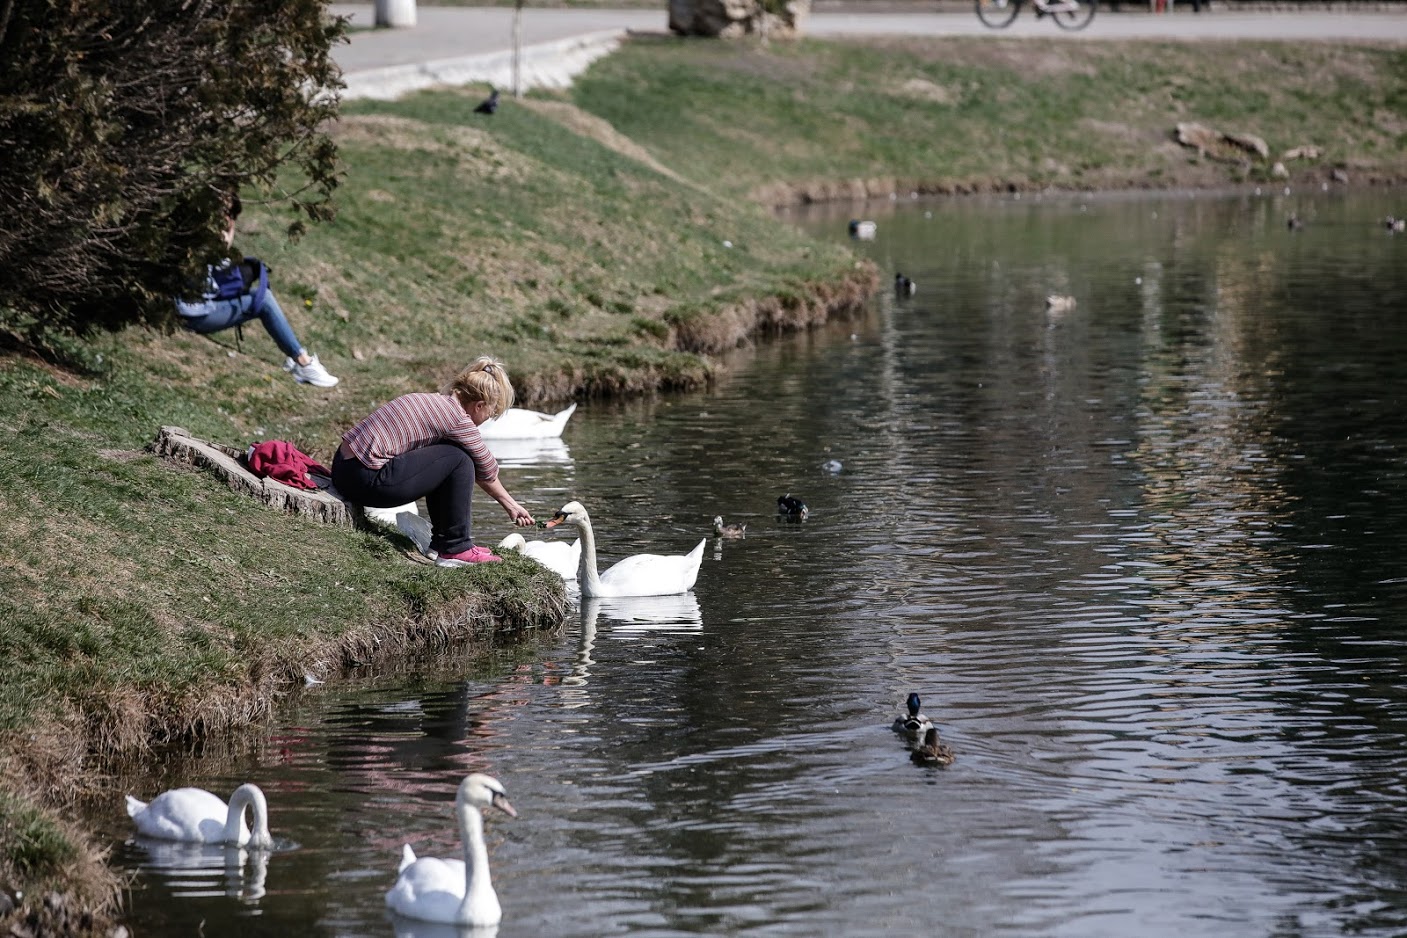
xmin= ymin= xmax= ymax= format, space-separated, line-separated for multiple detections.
xmin=1050 ymin=0 xmax=1096 ymax=30
xmin=976 ymin=0 xmax=1022 ymax=28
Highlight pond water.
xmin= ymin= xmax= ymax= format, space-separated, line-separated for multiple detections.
xmin=98 ymin=187 xmax=1407 ymax=937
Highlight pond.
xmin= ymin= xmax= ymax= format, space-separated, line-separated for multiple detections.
xmin=98 ymin=186 xmax=1407 ymax=937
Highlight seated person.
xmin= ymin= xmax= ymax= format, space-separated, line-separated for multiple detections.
xmin=174 ymin=195 xmax=338 ymax=388
xmin=332 ymin=357 xmax=535 ymax=566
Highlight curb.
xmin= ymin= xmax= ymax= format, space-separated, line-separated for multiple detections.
xmin=341 ymin=28 xmax=625 ymax=101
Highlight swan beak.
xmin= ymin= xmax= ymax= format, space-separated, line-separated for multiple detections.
xmin=544 ymin=512 xmax=567 ymax=529
xmin=491 ymin=792 xmax=518 ymax=818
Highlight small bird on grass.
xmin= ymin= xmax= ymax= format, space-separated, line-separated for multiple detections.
xmin=474 ymin=87 xmax=499 ymax=115
xmin=910 ymin=726 xmax=955 ymax=767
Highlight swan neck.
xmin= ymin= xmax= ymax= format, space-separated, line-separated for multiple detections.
xmin=226 ymin=784 xmax=270 ymax=847
xmin=458 ymin=801 xmax=494 ymax=911
xmin=576 ymin=512 xmax=603 ymax=596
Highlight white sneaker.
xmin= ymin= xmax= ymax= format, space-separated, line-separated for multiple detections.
xmin=285 ymin=354 xmax=339 ymax=388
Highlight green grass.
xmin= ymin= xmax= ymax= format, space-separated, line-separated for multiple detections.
xmin=570 ymin=37 xmax=1407 ymax=198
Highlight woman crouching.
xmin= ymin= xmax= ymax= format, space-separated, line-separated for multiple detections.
xmin=332 ymin=357 xmax=534 ymax=565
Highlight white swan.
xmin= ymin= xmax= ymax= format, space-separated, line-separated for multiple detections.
xmin=476 ymin=403 xmax=576 ymax=440
xmin=544 ymin=501 xmax=705 ymax=598
xmin=497 ymin=532 xmax=581 ymax=580
xmin=125 ymin=783 xmax=273 ymax=848
xmin=385 ymin=774 xmax=517 ymax=927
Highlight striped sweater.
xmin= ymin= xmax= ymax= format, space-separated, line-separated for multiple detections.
xmin=342 ymin=392 xmax=498 ymax=482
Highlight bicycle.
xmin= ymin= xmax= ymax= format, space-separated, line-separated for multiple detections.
xmin=975 ymin=0 xmax=1097 ymax=31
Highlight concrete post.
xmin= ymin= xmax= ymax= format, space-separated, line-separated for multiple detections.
xmin=374 ymin=0 xmax=417 ymax=28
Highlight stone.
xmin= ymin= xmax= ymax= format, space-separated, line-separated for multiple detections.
xmin=1331 ymin=167 xmax=1350 ymax=183
xmin=1222 ymin=130 xmax=1269 ymax=160
xmin=149 ymin=426 xmax=361 ymax=528
xmin=1175 ymin=121 xmax=1220 ymax=154
xmin=668 ymin=0 xmax=809 ymax=38
xmin=1270 ymin=161 xmax=1289 ymax=179
xmin=1283 ymin=145 xmax=1321 ymax=161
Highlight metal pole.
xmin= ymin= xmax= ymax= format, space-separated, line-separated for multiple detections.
xmin=513 ymin=0 xmax=523 ymax=99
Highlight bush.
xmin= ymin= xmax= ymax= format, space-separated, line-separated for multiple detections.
xmin=0 ymin=0 xmax=344 ymax=349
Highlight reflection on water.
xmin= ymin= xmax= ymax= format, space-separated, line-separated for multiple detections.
xmin=102 ymin=189 xmax=1407 ymax=937
xmin=389 ymin=915 xmax=498 ymax=938
xmin=126 ymin=840 xmax=269 ymax=903
xmin=483 ymin=437 xmax=572 ymax=468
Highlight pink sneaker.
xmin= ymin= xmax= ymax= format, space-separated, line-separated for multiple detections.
xmin=435 ymin=545 xmax=502 ymax=567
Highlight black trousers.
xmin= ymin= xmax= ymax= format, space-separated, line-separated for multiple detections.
xmin=332 ymin=444 xmax=478 ymax=554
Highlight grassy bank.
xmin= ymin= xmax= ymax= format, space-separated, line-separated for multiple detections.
xmin=571 ymin=35 xmax=1407 ymax=204
xmin=3 ymin=30 xmax=1405 ymax=931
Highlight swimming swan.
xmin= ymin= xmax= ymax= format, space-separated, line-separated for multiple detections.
xmin=385 ymin=774 xmax=517 ymax=927
xmin=477 ymin=403 xmax=577 ymax=440
xmin=498 ymin=532 xmax=581 ymax=580
xmin=125 ymin=783 xmax=273 ymax=848
xmin=545 ymin=500 xmax=705 ymax=598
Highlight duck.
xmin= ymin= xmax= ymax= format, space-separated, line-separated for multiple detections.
xmin=1044 ymin=294 xmax=1076 ymax=313
xmin=544 ymin=500 xmax=706 ymax=597
xmin=776 ymin=493 xmax=809 ymax=521
xmin=385 ymin=774 xmax=517 ymax=927
xmin=1386 ymin=216 xmax=1406 ymax=233
xmin=126 ymin=783 xmax=273 ymax=848
xmin=476 ymin=403 xmax=576 ymax=440
xmin=1287 ymin=212 xmax=1303 ymax=231
xmin=498 ymin=531 xmax=581 ymax=580
xmin=894 ymin=273 xmax=916 ymax=297
xmin=891 ymin=692 xmax=934 ymax=740
xmin=848 ymin=219 xmax=877 ymax=240
xmin=910 ymin=726 xmax=956 ymax=767
xmin=713 ymin=516 xmax=747 ymax=539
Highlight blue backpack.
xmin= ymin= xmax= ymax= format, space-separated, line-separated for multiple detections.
xmin=210 ymin=257 xmax=268 ymax=308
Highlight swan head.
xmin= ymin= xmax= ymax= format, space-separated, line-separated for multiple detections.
xmin=459 ymin=773 xmax=517 ymax=819
xmin=498 ymin=533 xmax=527 ymax=551
xmin=544 ymin=501 xmax=589 ymax=530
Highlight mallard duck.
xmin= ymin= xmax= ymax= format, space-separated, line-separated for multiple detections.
xmin=126 ymin=783 xmax=272 ymax=847
xmin=713 ymin=516 xmax=747 ymax=539
xmin=848 ymin=219 xmax=877 ymax=240
xmin=894 ymin=273 xmax=916 ymax=297
xmin=891 ymin=691 xmax=934 ymax=740
xmin=1386 ymin=216 xmax=1406 ymax=233
xmin=1287 ymin=213 xmax=1303 ymax=231
xmin=1045 ymin=294 xmax=1076 ymax=313
xmin=910 ymin=727 xmax=955 ymax=767
xmin=545 ymin=500 xmax=705 ymax=597
xmin=385 ymin=774 xmax=516 ymax=927
xmin=776 ymin=493 xmax=809 ymax=521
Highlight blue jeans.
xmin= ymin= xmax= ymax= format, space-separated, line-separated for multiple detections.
xmin=176 ymin=289 xmax=304 ymax=360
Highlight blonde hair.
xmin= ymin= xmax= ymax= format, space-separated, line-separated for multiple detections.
xmin=449 ymin=356 xmax=514 ymax=419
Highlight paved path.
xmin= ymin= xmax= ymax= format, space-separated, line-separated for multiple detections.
xmin=329 ymin=4 xmax=1407 ymax=98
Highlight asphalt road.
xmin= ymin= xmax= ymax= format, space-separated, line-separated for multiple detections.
xmin=328 ymin=5 xmax=1407 ymax=75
